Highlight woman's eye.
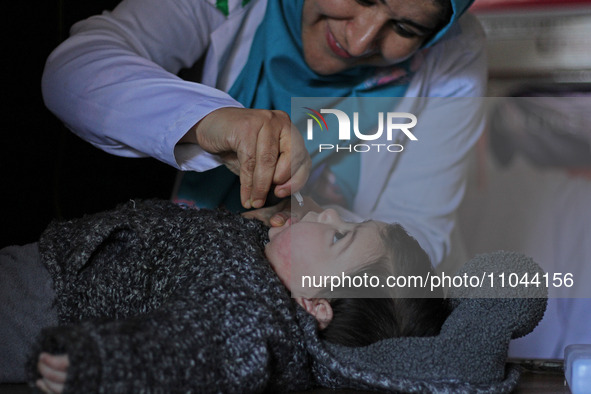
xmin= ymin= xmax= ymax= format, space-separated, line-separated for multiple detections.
xmin=333 ymin=232 xmax=346 ymax=244
xmin=391 ymin=22 xmax=419 ymax=38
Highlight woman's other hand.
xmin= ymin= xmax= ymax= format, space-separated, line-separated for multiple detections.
xmin=36 ymin=353 xmax=69 ymax=394
xmin=243 ymin=195 xmax=322 ymax=227
xmin=185 ymin=107 xmax=311 ymax=209
xmin=242 ymin=198 xmax=290 ymax=227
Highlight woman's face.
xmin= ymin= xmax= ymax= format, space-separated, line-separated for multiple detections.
xmin=265 ymin=209 xmax=386 ymax=295
xmin=301 ymin=0 xmax=443 ymax=75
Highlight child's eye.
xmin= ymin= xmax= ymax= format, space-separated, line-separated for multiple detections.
xmin=333 ymin=232 xmax=346 ymax=244
xmin=355 ymin=0 xmax=376 ymax=6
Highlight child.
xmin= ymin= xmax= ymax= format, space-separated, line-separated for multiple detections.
xmin=0 ymin=199 xmax=448 ymax=392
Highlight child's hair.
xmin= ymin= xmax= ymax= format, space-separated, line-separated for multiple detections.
xmin=319 ymin=223 xmax=451 ymax=347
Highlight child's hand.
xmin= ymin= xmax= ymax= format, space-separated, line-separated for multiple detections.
xmin=36 ymin=353 xmax=69 ymax=394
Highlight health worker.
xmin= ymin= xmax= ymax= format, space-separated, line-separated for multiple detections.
xmin=42 ymin=0 xmax=486 ymax=268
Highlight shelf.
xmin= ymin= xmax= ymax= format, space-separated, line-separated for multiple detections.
xmin=473 ymin=5 xmax=591 ymax=80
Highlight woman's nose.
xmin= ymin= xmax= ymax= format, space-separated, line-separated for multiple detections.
xmin=346 ymin=11 xmax=385 ymax=57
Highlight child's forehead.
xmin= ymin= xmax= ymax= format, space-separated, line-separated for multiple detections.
xmin=360 ymin=219 xmax=388 ymax=233
xmin=348 ymin=221 xmax=389 ymax=251
xmin=355 ymin=221 xmax=390 ymax=254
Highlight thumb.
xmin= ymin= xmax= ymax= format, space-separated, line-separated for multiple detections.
xmin=269 ymin=211 xmax=290 ymax=227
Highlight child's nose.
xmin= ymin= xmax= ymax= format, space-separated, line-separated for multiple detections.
xmin=318 ymin=208 xmax=341 ymax=224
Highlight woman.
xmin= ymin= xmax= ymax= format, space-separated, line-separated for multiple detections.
xmin=41 ymin=0 xmax=486 ymax=267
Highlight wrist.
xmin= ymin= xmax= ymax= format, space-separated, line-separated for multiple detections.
xmin=179 ymin=122 xmax=199 ymax=144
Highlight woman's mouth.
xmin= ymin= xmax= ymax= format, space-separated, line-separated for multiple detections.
xmin=326 ymin=26 xmax=352 ymax=59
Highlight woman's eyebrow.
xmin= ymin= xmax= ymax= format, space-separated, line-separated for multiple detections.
xmin=377 ymin=0 xmax=436 ymax=33
xmin=396 ymin=18 xmax=436 ymax=34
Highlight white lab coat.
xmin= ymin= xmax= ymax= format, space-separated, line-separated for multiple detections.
xmin=42 ymin=0 xmax=488 ymax=267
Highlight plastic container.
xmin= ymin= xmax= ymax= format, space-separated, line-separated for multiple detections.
xmin=565 ymin=344 xmax=591 ymax=393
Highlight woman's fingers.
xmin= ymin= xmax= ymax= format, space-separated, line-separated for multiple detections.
xmin=241 ymin=205 xmax=276 ymax=225
xmin=251 ymin=113 xmax=288 ymax=207
xmin=273 ymin=123 xmax=311 ymax=199
xmin=194 ymin=108 xmax=310 ymax=209
xmin=241 ymin=199 xmax=289 ymax=226
xmin=269 ymin=210 xmax=291 ymax=227
xmin=237 ymin=112 xmax=282 ymax=209
xmin=237 ymin=110 xmax=294 ymax=208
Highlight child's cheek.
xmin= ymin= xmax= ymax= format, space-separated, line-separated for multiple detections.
xmin=265 ymin=230 xmax=292 ymax=283
xmin=277 ymin=232 xmax=292 ymax=271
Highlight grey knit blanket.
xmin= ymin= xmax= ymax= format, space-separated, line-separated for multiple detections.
xmin=30 ymin=200 xmax=313 ymax=393
xmin=27 ymin=200 xmax=547 ymax=393
xmin=302 ymin=250 xmax=548 ymax=393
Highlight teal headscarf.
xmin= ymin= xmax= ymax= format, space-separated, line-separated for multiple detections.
xmin=176 ymin=0 xmax=476 ymax=210
xmin=425 ymin=0 xmax=476 ymax=47
xmin=229 ymin=0 xmax=477 ymax=110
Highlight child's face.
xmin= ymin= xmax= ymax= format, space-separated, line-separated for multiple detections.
xmin=265 ymin=208 xmax=386 ymax=295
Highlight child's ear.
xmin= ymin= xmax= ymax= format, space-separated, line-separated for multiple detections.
xmin=295 ymin=297 xmax=333 ymax=329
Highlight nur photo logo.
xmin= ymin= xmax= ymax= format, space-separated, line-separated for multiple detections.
xmin=303 ymin=107 xmax=418 ymax=153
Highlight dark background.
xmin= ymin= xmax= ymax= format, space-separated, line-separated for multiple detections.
xmin=1 ymin=1 xmax=177 ymax=248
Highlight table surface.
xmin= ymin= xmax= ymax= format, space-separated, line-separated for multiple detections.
xmin=515 ymin=371 xmax=569 ymax=393
xmin=511 ymin=358 xmax=569 ymax=393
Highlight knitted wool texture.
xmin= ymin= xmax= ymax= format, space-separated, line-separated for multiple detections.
xmin=30 ymin=200 xmax=313 ymax=393
xmin=27 ymin=200 xmax=547 ymax=393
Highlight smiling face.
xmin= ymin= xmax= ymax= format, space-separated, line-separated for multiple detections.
xmin=265 ymin=209 xmax=386 ymax=296
xmin=301 ymin=0 xmax=444 ymax=75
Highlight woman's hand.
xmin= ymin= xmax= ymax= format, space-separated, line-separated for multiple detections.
xmin=185 ymin=107 xmax=311 ymax=209
xmin=242 ymin=198 xmax=291 ymax=227
xmin=243 ymin=195 xmax=323 ymax=227
xmin=36 ymin=353 xmax=69 ymax=394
